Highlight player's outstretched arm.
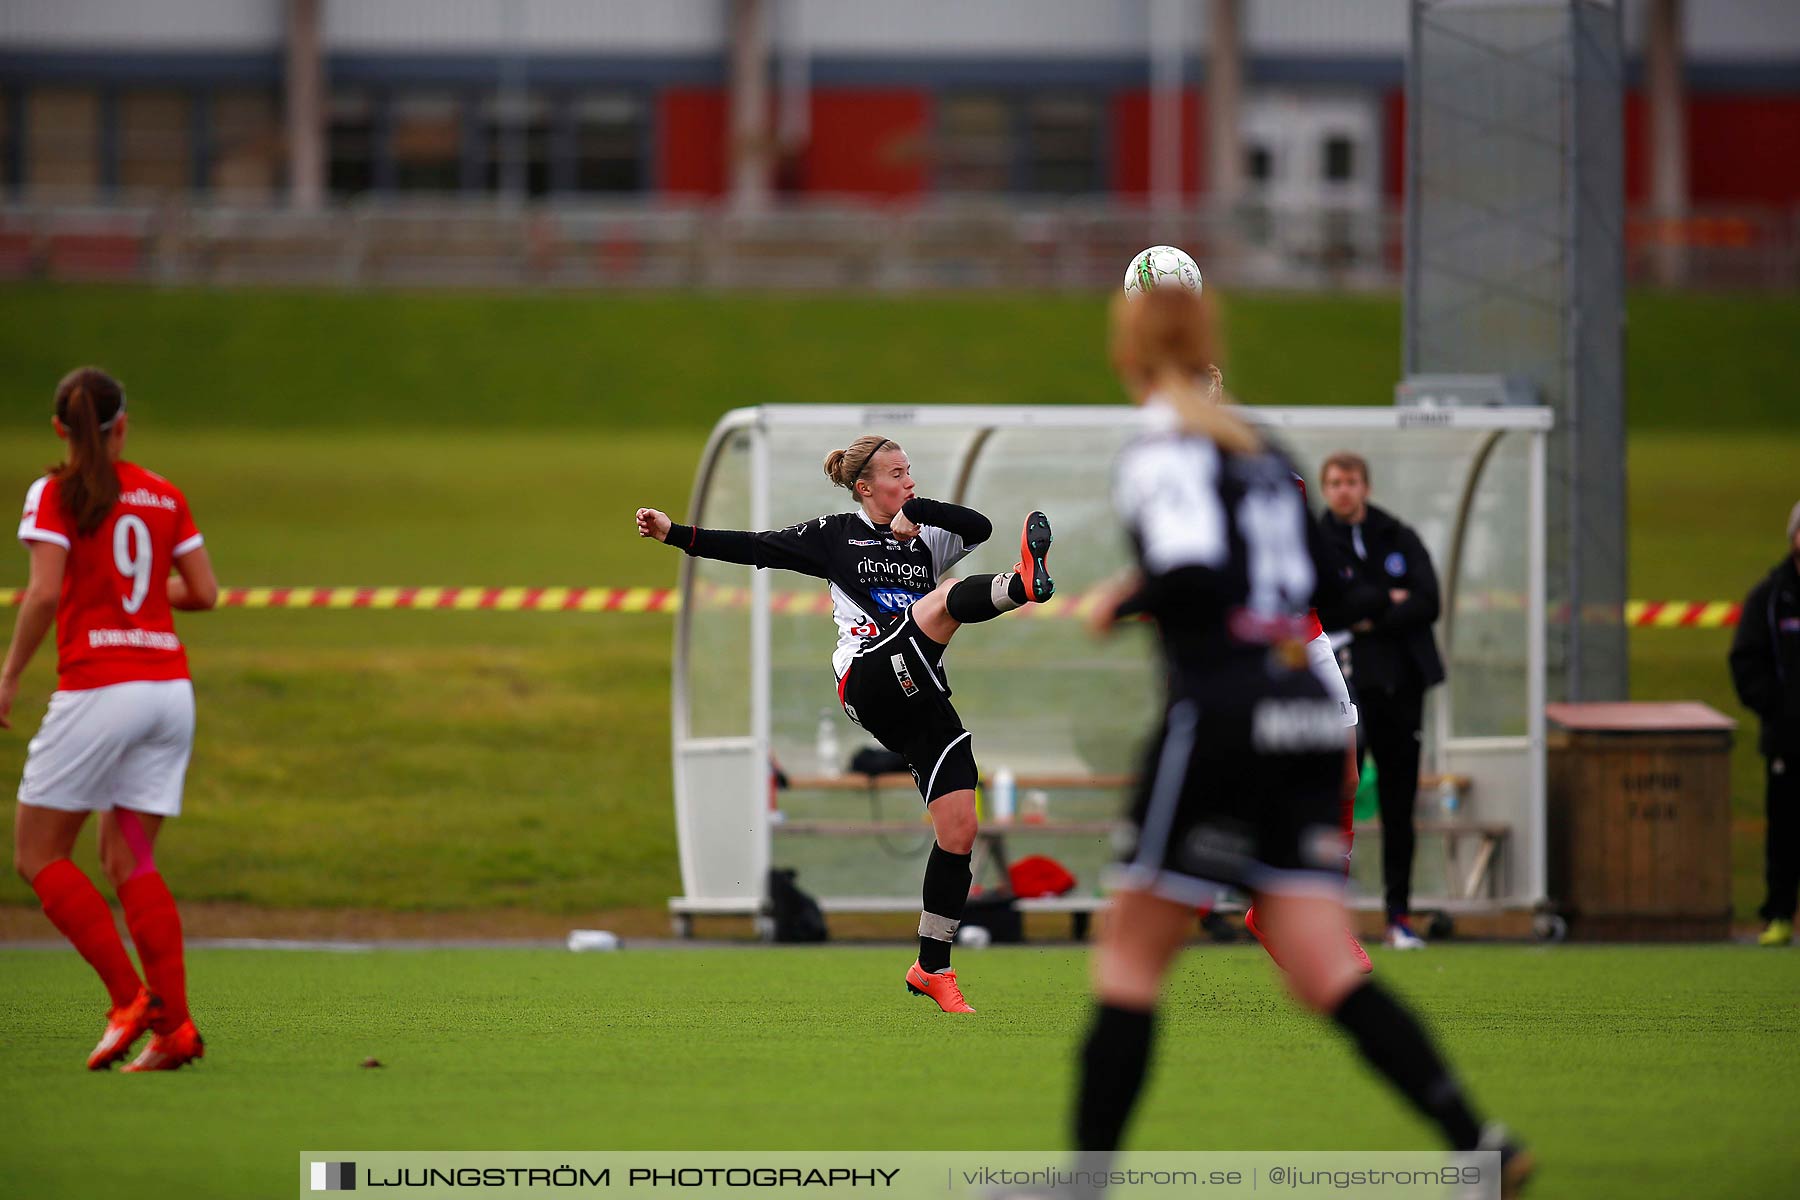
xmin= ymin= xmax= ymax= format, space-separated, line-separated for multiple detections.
xmin=639 ymin=509 xmax=828 ymax=578
xmin=1086 ymin=570 xmax=1147 ymax=639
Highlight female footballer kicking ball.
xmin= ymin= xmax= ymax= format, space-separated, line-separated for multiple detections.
xmin=637 ymin=437 xmax=1053 ymax=1013
xmin=1074 ymin=288 xmax=1531 ymax=1196
xmin=3 ymin=367 xmax=218 ymax=1071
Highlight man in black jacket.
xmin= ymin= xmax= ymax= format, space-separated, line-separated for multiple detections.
xmin=1317 ymin=451 xmax=1446 ymax=950
xmin=1729 ymin=501 xmax=1800 ymax=947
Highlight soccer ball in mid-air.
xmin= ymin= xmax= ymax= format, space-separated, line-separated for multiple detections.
xmin=1123 ymin=245 xmax=1202 ymax=297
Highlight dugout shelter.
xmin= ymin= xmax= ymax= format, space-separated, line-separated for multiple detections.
xmin=669 ymin=404 xmax=1552 ymax=936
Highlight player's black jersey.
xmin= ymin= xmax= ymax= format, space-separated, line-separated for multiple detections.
xmin=1114 ymin=426 xmax=1360 ymax=697
xmin=668 ymin=498 xmax=989 ymax=677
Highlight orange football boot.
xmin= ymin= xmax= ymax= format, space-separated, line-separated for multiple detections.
xmin=905 ymin=961 xmax=977 ymax=1013
xmin=88 ymin=988 xmax=159 ymax=1071
xmin=121 ymin=1019 xmax=205 ymax=1072
xmin=1016 ymin=512 xmax=1055 ymax=603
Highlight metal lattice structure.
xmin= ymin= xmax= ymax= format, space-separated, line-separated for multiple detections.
xmin=1405 ymin=0 xmax=1626 ymax=703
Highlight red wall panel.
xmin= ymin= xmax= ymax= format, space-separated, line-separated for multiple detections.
xmin=801 ymin=89 xmax=928 ymax=197
xmin=658 ymin=88 xmax=727 ymax=197
xmin=1383 ymin=90 xmax=1405 ymax=200
xmin=1624 ymin=90 xmax=1649 ymax=205
xmin=1688 ymin=94 xmax=1800 ymax=206
xmin=1110 ymin=89 xmax=1203 ymax=197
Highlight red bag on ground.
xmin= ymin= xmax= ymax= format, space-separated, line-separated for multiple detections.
xmin=1009 ymin=855 xmax=1077 ymax=899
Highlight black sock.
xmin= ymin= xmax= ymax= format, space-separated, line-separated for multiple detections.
xmin=918 ymin=843 xmax=972 ymax=972
xmin=1332 ymin=981 xmax=1484 ymax=1151
xmin=945 ymin=573 xmax=1028 ymax=624
xmin=1075 ymin=1002 xmax=1156 ymax=1153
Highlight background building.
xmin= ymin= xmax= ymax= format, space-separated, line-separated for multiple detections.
xmin=2 ymin=0 xmax=1796 ymax=214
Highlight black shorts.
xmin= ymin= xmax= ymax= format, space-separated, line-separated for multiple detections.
xmin=1109 ymin=674 xmax=1348 ymax=904
xmin=838 ymin=608 xmax=978 ymax=805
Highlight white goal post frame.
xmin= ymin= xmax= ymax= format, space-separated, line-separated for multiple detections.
xmin=669 ymin=404 xmax=1553 ymax=928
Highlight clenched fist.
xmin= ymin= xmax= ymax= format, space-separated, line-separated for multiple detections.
xmin=635 ymin=508 xmax=672 ymax=542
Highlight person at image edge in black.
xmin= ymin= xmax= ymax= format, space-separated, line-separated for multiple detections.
xmin=1730 ymin=500 xmax=1800 ymax=948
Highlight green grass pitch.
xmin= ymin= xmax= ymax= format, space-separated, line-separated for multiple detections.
xmin=3 ymin=944 xmax=1797 ymax=1199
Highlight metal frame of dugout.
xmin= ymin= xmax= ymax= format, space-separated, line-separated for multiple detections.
xmin=667 ymin=404 xmax=1553 ymax=938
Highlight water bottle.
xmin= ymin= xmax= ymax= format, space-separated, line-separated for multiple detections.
xmin=991 ymin=766 xmax=1017 ymax=822
xmin=816 ymin=708 xmax=841 ymax=776
xmin=1024 ymin=789 xmax=1050 ymax=824
xmin=1437 ymin=776 xmax=1461 ymax=818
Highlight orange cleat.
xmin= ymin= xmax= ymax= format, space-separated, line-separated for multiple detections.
xmin=905 ymin=961 xmax=977 ymax=1013
xmin=121 ymin=1019 xmax=204 ymax=1072
xmin=1243 ymin=907 xmax=1373 ymax=976
xmin=1015 ymin=512 xmax=1055 ymax=603
xmin=88 ymin=988 xmax=159 ymax=1071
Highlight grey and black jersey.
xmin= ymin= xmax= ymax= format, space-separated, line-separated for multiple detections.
xmin=667 ymin=498 xmax=989 ymax=678
xmin=1113 ymin=428 xmax=1374 ymax=697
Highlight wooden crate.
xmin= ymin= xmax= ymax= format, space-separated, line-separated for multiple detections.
xmin=1547 ymin=702 xmax=1735 ymax=940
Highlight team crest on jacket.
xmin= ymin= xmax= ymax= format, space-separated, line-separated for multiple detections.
xmin=1384 ymin=552 xmax=1407 ymax=577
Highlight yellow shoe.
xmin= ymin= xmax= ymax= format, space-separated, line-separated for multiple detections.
xmin=904 ymin=961 xmax=976 ymax=1013
xmin=87 ymin=988 xmax=159 ymax=1071
xmin=1757 ymin=918 xmax=1793 ymax=947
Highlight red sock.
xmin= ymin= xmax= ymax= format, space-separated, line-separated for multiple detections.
xmin=31 ymin=859 xmax=143 ymax=1009
xmin=118 ymin=871 xmax=188 ymax=1033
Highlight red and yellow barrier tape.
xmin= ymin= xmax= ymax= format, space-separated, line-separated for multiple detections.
xmin=0 ymin=587 xmax=1747 ymax=626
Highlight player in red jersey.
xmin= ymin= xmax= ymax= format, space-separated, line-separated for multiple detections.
xmin=2 ymin=367 xmax=218 ymax=1071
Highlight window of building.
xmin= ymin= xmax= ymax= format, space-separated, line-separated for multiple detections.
xmin=26 ymin=87 xmax=101 ymax=199
xmin=1323 ymin=134 xmax=1355 ymax=183
xmin=937 ymin=94 xmax=1011 ymax=193
xmin=390 ymin=91 xmax=460 ymax=193
xmin=210 ymin=89 xmax=280 ymax=199
xmin=328 ymin=90 xmax=375 ymax=196
xmin=482 ymin=91 xmax=553 ymax=196
xmin=0 ymin=91 xmax=17 ymax=194
xmin=1246 ymin=142 xmax=1272 ymax=183
xmin=573 ymin=93 xmax=644 ymax=192
xmin=117 ymin=89 xmax=191 ymax=196
xmin=1022 ymin=93 xmax=1100 ymax=193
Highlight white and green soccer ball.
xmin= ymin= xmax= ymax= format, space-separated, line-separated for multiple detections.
xmin=1123 ymin=245 xmax=1203 ymax=297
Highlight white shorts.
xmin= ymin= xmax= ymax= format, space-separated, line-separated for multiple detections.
xmin=17 ymin=679 xmax=196 ymax=816
xmin=1306 ymin=631 xmax=1358 ymax=728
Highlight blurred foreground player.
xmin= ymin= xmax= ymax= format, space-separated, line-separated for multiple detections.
xmin=4 ymin=368 xmax=218 ymax=1071
xmin=1119 ymin=244 xmax=1370 ymax=972
xmin=1073 ymin=290 xmax=1531 ymax=1195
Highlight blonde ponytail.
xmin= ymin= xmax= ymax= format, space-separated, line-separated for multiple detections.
xmin=1109 ymin=290 xmax=1259 ymax=454
xmin=823 ymin=434 xmax=895 ymax=493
